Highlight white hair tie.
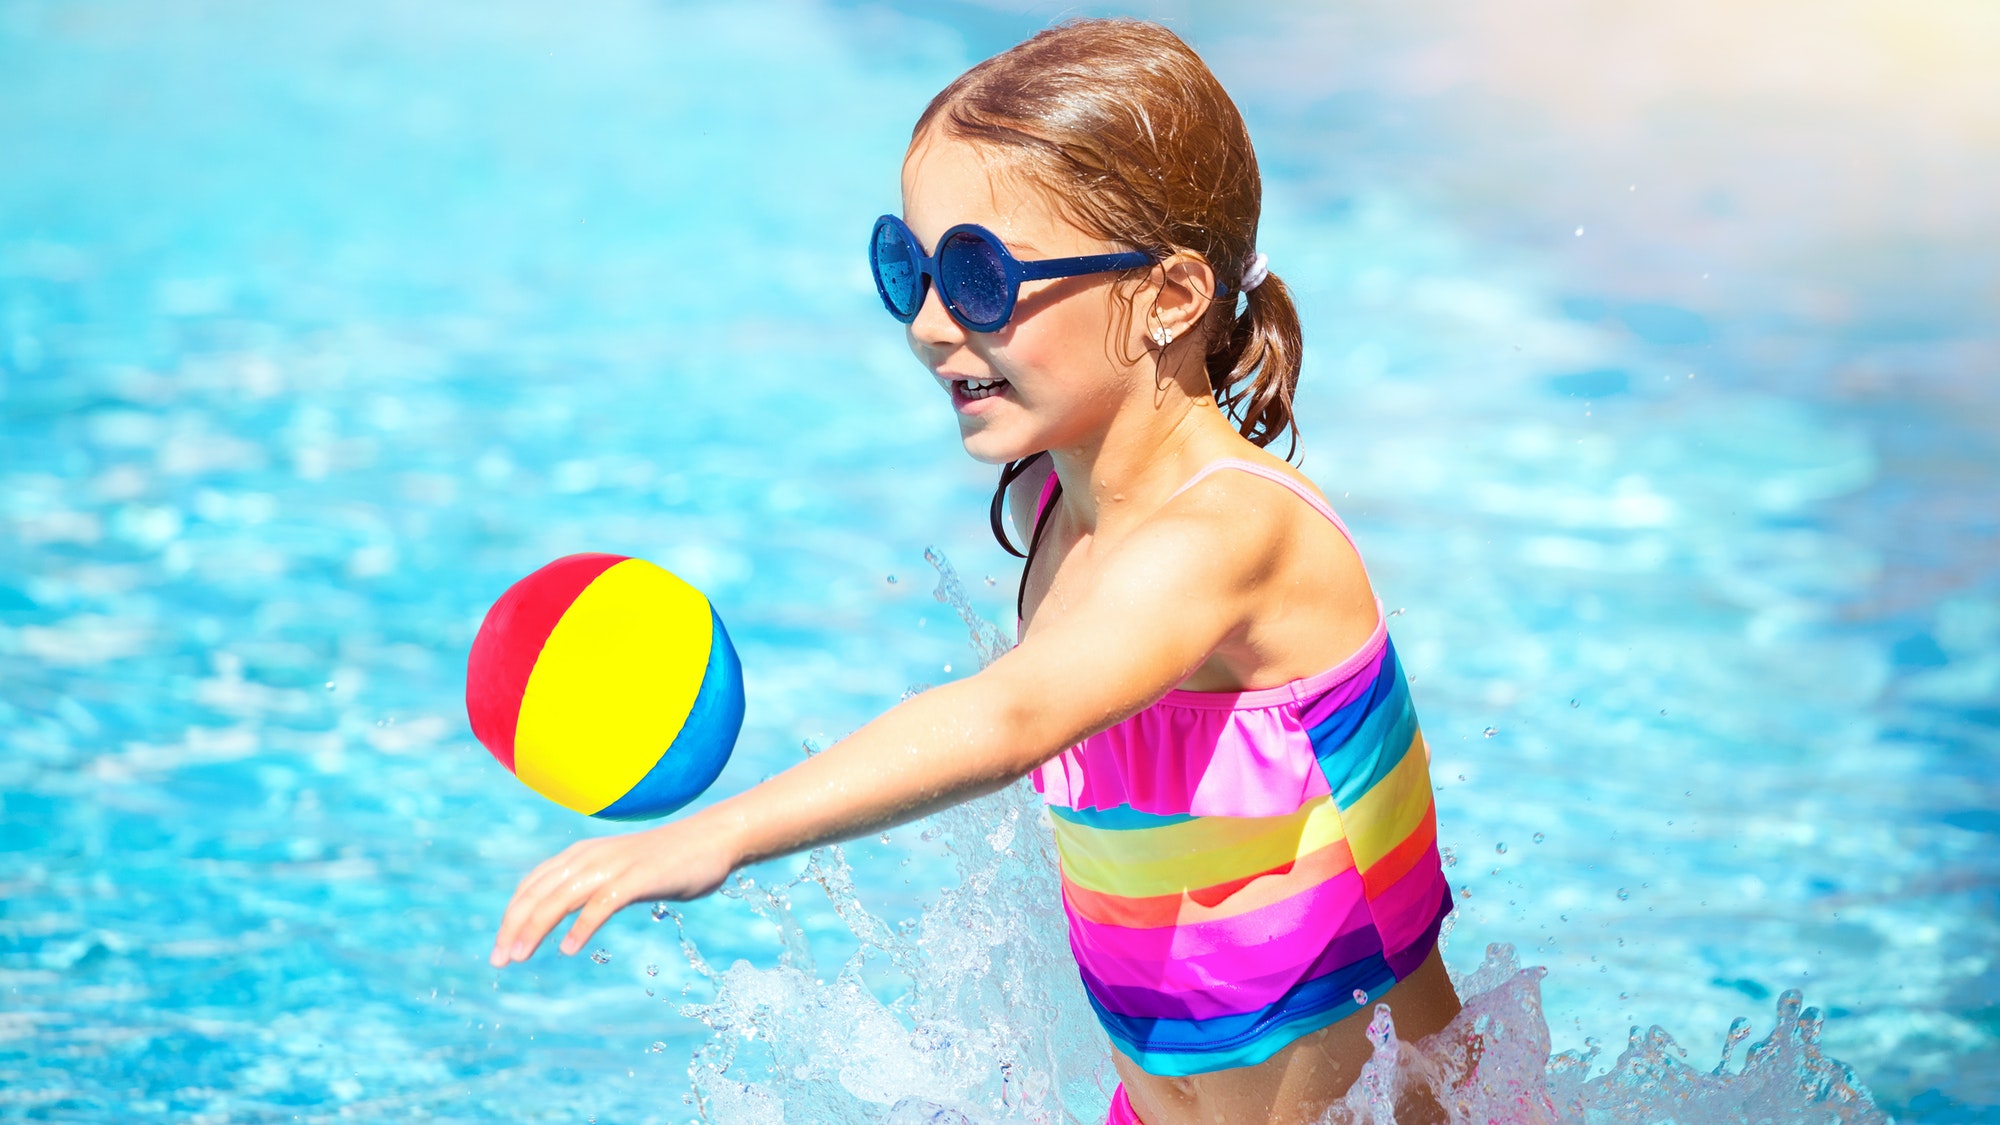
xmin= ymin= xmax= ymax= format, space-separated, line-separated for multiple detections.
xmin=1240 ymin=252 xmax=1270 ymax=294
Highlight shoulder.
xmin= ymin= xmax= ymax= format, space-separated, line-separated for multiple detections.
xmin=1148 ymin=459 xmax=1366 ymax=592
xmin=1156 ymin=459 xmax=1327 ymax=545
xmin=1110 ymin=469 xmax=1299 ymax=594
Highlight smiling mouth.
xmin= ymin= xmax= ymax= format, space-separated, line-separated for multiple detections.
xmin=952 ymin=377 xmax=1008 ymax=402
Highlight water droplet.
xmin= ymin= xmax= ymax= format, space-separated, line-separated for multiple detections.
xmin=1569 ymin=698 xmax=1579 ymax=708
xmin=1456 ymin=773 xmax=1466 ymax=782
xmin=1708 ymin=1018 xmax=1755 ymax=1075
xmin=1495 ymin=842 xmax=1508 ymax=854
xmin=942 ymin=663 xmax=952 ymax=674
xmin=1574 ymin=226 xmax=1585 ymax=237
xmin=1659 ymin=708 xmax=1668 ymax=716
xmin=1440 ymin=846 xmax=1457 ymax=867
xmin=1352 ymin=988 xmax=1368 ymax=1005
xmin=645 ymin=964 xmax=658 ymax=977
xmin=590 ymin=949 xmax=610 ymax=964
xmin=1388 ymin=607 xmax=1406 ymax=617
xmin=324 ymin=681 xmax=336 ymax=692
xmin=983 ymin=575 xmax=996 ymax=586
xmin=1619 ymin=992 xmax=1629 ymax=1001
xmin=886 ymin=574 xmax=898 ymax=584
xmin=645 ymin=987 xmax=654 ymax=996
xmin=650 ymin=1041 xmax=666 ymax=1053
xmin=1616 ymin=888 xmax=1630 ymax=901
xmin=1482 ymin=726 xmax=1498 ymax=738
xmin=1532 ymin=832 xmax=1545 ymax=844
xmin=878 ymin=833 xmax=891 ymax=845
xmin=651 ymin=903 xmax=671 ymax=921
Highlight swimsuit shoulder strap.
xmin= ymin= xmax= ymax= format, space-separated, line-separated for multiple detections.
xmin=1016 ymin=469 xmax=1063 ymax=624
xmin=1034 ymin=470 xmax=1059 ymax=522
xmin=1166 ymin=457 xmax=1371 ymax=579
xmin=1021 ymin=459 xmax=1365 ymax=624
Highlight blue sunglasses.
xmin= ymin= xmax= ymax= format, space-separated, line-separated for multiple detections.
xmin=869 ymin=214 xmax=1156 ymax=333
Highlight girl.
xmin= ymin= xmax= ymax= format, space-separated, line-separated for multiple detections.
xmin=492 ymin=19 xmax=1460 ymax=1124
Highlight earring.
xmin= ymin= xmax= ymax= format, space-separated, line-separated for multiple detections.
xmin=1151 ymin=325 xmax=1174 ymax=347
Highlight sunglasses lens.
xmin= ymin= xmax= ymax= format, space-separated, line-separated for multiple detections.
xmin=872 ymin=222 xmax=922 ymax=318
xmin=939 ymin=231 xmax=1010 ymax=328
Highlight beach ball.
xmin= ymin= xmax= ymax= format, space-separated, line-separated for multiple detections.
xmin=465 ymin=553 xmax=744 ymax=821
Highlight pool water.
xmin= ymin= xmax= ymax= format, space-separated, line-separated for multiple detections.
xmin=2 ymin=1 xmax=1995 ymax=1122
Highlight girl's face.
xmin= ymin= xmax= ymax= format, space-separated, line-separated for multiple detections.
xmin=899 ymin=131 xmax=1148 ymax=465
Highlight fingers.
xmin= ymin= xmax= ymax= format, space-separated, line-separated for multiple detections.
xmin=517 ymin=863 xmax=615 ymax=961
xmin=502 ymin=845 xmax=586 ymax=932
xmin=491 ymin=849 xmax=576 ymax=965
xmin=490 ymin=844 xmax=621 ymax=967
xmin=516 ymin=838 xmax=602 ymax=905
xmin=559 ymin=884 xmax=628 ymax=957
xmin=489 ymin=820 xmax=725 ymax=968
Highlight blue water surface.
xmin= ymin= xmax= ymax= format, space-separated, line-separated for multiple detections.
xmin=2 ymin=1 xmax=1996 ymax=1121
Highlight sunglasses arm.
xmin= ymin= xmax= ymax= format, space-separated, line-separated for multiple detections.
xmin=1014 ymin=250 xmax=1156 ymax=282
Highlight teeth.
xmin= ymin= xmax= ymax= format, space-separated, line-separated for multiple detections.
xmin=964 ymin=378 xmax=999 ymax=390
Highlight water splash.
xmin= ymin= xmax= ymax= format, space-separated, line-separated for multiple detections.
xmin=677 ymin=780 xmax=1102 ymax=1122
xmin=669 ymin=553 xmax=1886 ymax=1124
xmin=1314 ymin=944 xmax=1884 ymax=1125
xmin=674 ymin=552 xmax=1105 ymax=1123
xmin=924 ymin=546 xmax=1014 ymax=668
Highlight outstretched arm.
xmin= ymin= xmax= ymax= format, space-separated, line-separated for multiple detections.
xmin=488 ymin=502 xmax=1266 ymax=967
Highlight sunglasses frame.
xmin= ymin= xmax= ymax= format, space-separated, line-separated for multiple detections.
xmin=870 ymin=214 xmax=1157 ymax=333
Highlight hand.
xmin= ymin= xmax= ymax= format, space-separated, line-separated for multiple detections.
xmin=489 ymin=812 xmax=736 ymax=968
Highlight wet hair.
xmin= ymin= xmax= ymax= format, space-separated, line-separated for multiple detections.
xmin=914 ymin=18 xmax=1305 ymax=557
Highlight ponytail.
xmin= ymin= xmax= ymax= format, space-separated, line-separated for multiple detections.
xmin=1208 ymin=271 xmax=1304 ymax=461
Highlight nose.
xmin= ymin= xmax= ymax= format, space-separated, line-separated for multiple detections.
xmin=906 ymin=272 xmax=967 ymax=356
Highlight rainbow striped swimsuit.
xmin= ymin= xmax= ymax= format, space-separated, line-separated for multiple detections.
xmin=1025 ymin=460 xmax=1453 ymax=1077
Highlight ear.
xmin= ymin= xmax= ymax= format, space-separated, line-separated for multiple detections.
xmin=1148 ymin=254 xmax=1219 ymax=341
